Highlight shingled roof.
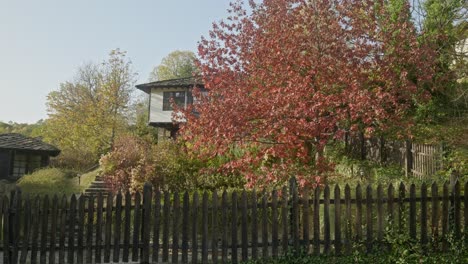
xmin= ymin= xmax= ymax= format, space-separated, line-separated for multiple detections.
xmin=135 ymin=76 xmax=204 ymax=94
xmin=0 ymin=133 xmax=60 ymax=156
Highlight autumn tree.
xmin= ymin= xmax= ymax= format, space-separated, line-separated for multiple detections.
xmin=45 ymin=49 xmax=137 ymax=169
xmin=149 ymin=50 xmax=197 ymax=81
xmin=180 ymin=0 xmax=434 ymax=188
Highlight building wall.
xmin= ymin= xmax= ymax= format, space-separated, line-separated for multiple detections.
xmin=0 ymin=150 xmax=11 ymax=180
xmin=149 ymin=87 xmax=189 ymax=124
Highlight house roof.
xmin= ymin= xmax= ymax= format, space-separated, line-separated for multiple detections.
xmin=0 ymin=133 xmax=61 ymax=156
xmin=135 ymin=76 xmax=204 ymax=94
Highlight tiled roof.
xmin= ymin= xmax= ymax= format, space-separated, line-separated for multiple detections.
xmin=136 ymin=76 xmax=204 ymax=93
xmin=0 ymin=133 xmax=61 ymax=156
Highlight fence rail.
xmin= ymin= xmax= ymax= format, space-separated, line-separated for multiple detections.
xmin=1 ymin=179 xmax=468 ymax=264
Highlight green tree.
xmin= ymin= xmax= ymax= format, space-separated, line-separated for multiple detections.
xmin=149 ymin=50 xmax=197 ymax=81
xmin=44 ymin=49 xmax=137 ymax=169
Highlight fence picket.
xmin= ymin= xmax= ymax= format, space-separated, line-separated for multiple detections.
xmin=50 ymin=195 xmax=59 ymax=264
xmin=324 ymin=185 xmax=331 ymax=255
xmin=431 ymin=182 xmax=439 ymax=251
xmin=59 ymin=196 xmax=67 ymax=264
xmin=86 ymin=195 xmax=94 ymax=264
xmin=192 ymin=192 xmax=199 ymax=264
xmin=40 ymin=195 xmax=50 ymax=264
xmin=291 ymin=179 xmax=299 ymax=252
xmin=162 ymin=192 xmax=170 ymax=262
xmin=262 ymin=191 xmax=269 ymax=258
xmin=241 ymin=190 xmax=248 ymax=262
xmin=221 ymin=191 xmax=228 ymax=263
xmin=131 ymin=192 xmax=140 ymax=262
xmin=3 ymin=197 xmax=10 ymax=264
xmin=182 ymin=192 xmax=189 ymax=264
xmin=421 ymin=183 xmax=428 ymax=250
xmin=272 ymin=190 xmax=278 ymax=258
xmin=377 ymin=185 xmax=384 ymax=243
xmin=398 ymin=183 xmax=405 ymax=233
xmin=142 ymin=184 xmax=152 ymax=264
xmin=77 ymin=195 xmax=84 ymax=264
xmin=103 ymin=193 xmax=112 ymax=263
xmin=95 ymin=193 xmax=103 ymax=263
xmin=113 ymin=191 xmax=123 ymax=263
xmin=172 ymin=191 xmax=180 ymax=264
xmin=123 ymin=192 xmax=131 ymax=262
xmin=313 ymin=186 xmax=320 ymax=255
xmin=344 ymin=185 xmax=352 ymax=255
xmin=355 ymin=184 xmax=362 ymax=242
xmin=231 ymin=191 xmax=238 ymax=264
xmin=12 ymin=189 xmax=22 ymax=264
xmin=20 ymin=195 xmax=31 ymax=264
xmin=281 ymin=186 xmax=288 ymax=255
xmin=152 ymin=191 xmax=161 ymax=263
xmin=465 ymin=181 xmax=468 ymax=238
xmin=442 ymin=182 xmax=449 ymax=252
xmin=453 ymin=181 xmax=461 ymax=239
xmin=302 ymin=187 xmax=310 ymax=253
xmin=212 ymin=191 xmax=219 ymax=263
xmin=251 ymin=190 xmax=258 ymax=260
xmin=409 ymin=184 xmax=416 ymax=240
xmin=334 ymin=185 xmax=341 ymax=255
xmin=202 ymin=192 xmax=209 ymax=264
xmin=366 ymin=185 xmax=373 ymax=253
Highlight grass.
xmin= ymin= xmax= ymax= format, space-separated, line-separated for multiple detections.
xmin=16 ymin=167 xmax=99 ymax=196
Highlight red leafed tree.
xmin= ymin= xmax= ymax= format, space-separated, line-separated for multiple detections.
xmin=180 ymin=0 xmax=434 ymax=188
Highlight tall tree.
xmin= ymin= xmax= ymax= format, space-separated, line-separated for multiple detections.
xmin=45 ymin=49 xmax=137 ymax=169
xmin=149 ymin=50 xmax=197 ymax=81
xmin=180 ymin=0 xmax=434 ymax=188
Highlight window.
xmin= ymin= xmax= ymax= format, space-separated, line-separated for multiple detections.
xmin=12 ymin=153 xmax=27 ymax=179
xmin=162 ymin=91 xmax=193 ymax=111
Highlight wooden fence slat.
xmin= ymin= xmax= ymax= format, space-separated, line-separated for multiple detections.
xmin=192 ymin=192 xmax=199 ymax=264
xmin=324 ymin=185 xmax=331 ymax=255
xmin=152 ymin=191 xmax=161 ymax=263
xmin=409 ymin=184 xmax=416 ymax=240
xmin=132 ymin=192 xmax=141 ymax=262
xmin=3 ymin=197 xmax=10 ymax=264
xmin=202 ymin=192 xmax=209 ymax=264
xmin=334 ymin=185 xmax=341 ymax=255
xmin=95 ymin=193 xmax=103 ymax=264
xmin=272 ymin=190 xmax=278 ymax=258
xmin=221 ymin=191 xmax=228 ymax=263
xmin=355 ymin=184 xmax=362 ymax=242
xmin=377 ymin=185 xmax=384 ymax=243
xmin=387 ymin=184 xmax=394 ymax=226
xmin=142 ymin=184 xmax=152 ymax=264
xmin=77 ymin=195 xmax=84 ymax=264
xmin=172 ymin=191 xmax=180 ymax=264
xmin=59 ymin=196 xmax=67 ymax=264
xmin=398 ymin=183 xmax=406 ymax=233
xmin=366 ymin=185 xmax=373 ymax=253
xmin=241 ymin=190 xmax=248 ymax=262
xmin=182 ymin=192 xmax=189 ymax=264
xmin=421 ymin=183 xmax=428 ymax=250
xmin=162 ymin=192 xmax=170 ymax=262
xmin=344 ymin=185 xmax=352 ymax=255
xmin=231 ymin=191 xmax=238 ymax=264
xmin=20 ymin=195 xmax=31 ymax=264
xmin=302 ymin=187 xmax=310 ymax=253
xmin=442 ymin=182 xmax=449 ymax=252
xmin=123 ymin=192 xmax=131 ymax=262
xmin=291 ymin=178 xmax=299 ymax=252
xmin=12 ymin=189 xmax=22 ymax=264
xmin=313 ymin=186 xmax=320 ymax=255
xmin=453 ymin=181 xmax=461 ymax=239
xmin=86 ymin=195 xmax=94 ymax=264
xmin=262 ymin=191 xmax=269 ymax=258
xmin=212 ymin=191 xmax=219 ymax=263
xmin=49 ymin=195 xmax=59 ymax=264
xmin=40 ymin=195 xmax=49 ymax=264
xmin=103 ymin=193 xmax=112 ymax=263
xmin=113 ymin=191 xmax=123 ymax=263
xmin=281 ymin=186 xmax=288 ymax=255
xmin=251 ymin=190 xmax=258 ymax=260
xmin=431 ymin=182 xmax=439 ymax=251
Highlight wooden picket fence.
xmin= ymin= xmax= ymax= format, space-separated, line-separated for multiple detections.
xmin=1 ymin=179 xmax=468 ymax=264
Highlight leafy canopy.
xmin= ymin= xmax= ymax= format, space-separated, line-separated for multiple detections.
xmin=180 ymin=0 xmax=435 ymax=188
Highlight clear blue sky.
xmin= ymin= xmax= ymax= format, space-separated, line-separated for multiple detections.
xmin=0 ymin=0 xmax=231 ymax=124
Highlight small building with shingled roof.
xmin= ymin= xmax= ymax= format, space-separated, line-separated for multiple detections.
xmin=0 ymin=133 xmax=60 ymax=180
